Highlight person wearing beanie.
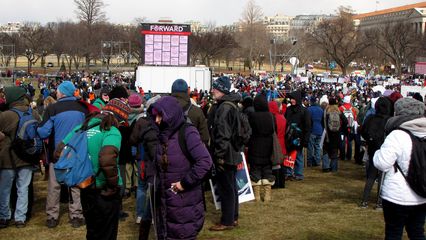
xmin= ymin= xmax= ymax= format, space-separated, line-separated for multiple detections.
xmin=208 ymin=75 xmax=242 ymax=231
xmin=103 ymin=97 xmax=132 ymax=220
xmin=57 ymin=81 xmax=76 ymax=98
xmin=128 ymin=95 xmax=160 ymax=235
xmin=212 ymin=76 xmax=231 ymax=94
xmin=373 ymin=98 xmax=426 ymax=239
xmin=37 ymin=80 xmax=89 ymax=229
xmin=0 ymin=87 xmax=40 ymax=228
xmin=93 ymin=87 xmax=111 ymax=110
xmin=58 ymin=98 xmax=127 ymax=240
xmin=171 ymin=79 xmax=209 ymax=145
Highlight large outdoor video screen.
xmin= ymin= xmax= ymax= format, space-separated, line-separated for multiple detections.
xmin=140 ymin=23 xmax=191 ymax=66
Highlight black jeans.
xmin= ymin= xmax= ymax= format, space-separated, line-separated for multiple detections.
xmin=382 ymin=199 xmax=426 ymax=240
xmin=81 ymin=188 xmax=120 ymax=240
xmin=361 ymin=160 xmax=382 ymax=204
xmin=215 ymin=164 xmax=238 ymax=226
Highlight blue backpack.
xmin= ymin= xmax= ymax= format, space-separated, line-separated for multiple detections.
xmin=10 ymin=107 xmax=43 ymax=165
xmin=54 ymin=123 xmax=99 ymax=188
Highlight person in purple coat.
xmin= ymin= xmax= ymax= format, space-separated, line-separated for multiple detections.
xmin=150 ymin=96 xmax=212 ymax=240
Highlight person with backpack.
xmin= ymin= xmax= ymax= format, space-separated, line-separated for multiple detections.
xmin=0 ymin=87 xmax=40 ymax=228
xmin=359 ymin=97 xmax=393 ymax=209
xmin=339 ymin=95 xmax=358 ymax=161
xmin=56 ymin=98 xmax=130 ymax=240
xmin=37 ymin=81 xmax=89 ymax=228
xmin=149 ymin=96 xmax=212 ymax=239
xmin=284 ymin=90 xmax=311 ymax=181
xmin=129 ymin=96 xmax=160 ymax=240
xmin=373 ymin=98 xmax=426 ymax=239
xmin=171 ymin=79 xmax=209 ymax=145
xmin=208 ymin=76 xmax=243 ymax=231
xmin=324 ymin=97 xmax=347 ymax=172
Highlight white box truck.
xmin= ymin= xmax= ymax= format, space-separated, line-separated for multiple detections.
xmin=135 ymin=66 xmax=211 ymax=93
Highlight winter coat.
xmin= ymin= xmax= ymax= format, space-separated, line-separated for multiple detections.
xmin=308 ymin=103 xmax=324 ymax=136
xmin=0 ymin=100 xmax=41 ymax=169
xmin=247 ymin=95 xmax=274 ymax=165
xmin=37 ymin=96 xmax=88 ymax=150
xmin=209 ymin=92 xmax=242 ymax=166
xmin=373 ymin=117 xmax=426 ymax=206
xmin=92 ymin=98 xmax=106 ymax=110
xmin=269 ymin=101 xmax=287 ymax=156
xmin=361 ymin=97 xmax=393 ymax=158
xmin=171 ymin=92 xmax=210 ymax=145
xmin=151 ymin=96 xmax=212 ymax=240
xmin=285 ymin=91 xmax=311 ymax=147
xmin=129 ymin=116 xmax=158 ymax=182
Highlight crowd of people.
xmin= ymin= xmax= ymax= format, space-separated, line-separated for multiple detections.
xmin=0 ymin=71 xmax=425 ymax=240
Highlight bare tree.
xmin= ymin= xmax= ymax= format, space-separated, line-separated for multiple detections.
xmin=237 ymin=0 xmax=267 ymax=70
xmin=74 ymin=0 xmax=106 ymax=27
xmin=74 ymin=0 xmax=106 ymax=68
xmin=364 ymin=22 xmax=420 ymax=76
xmin=190 ymin=27 xmax=237 ymax=67
xmin=19 ymin=22 xmax=49 ymax=73
xmin=311 ymin=7 xmax=370 ymax=75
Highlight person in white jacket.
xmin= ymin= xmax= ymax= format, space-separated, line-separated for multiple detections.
xmin=373 ymin=97 xmax=426 ymax=240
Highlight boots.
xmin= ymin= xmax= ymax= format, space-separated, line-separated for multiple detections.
xmin=251 ymin=180 xmax=262 ymax=202
xmin=261 ymin=179 xmax=274 ymax=202
xmin=139 ymin=220 xmax=151 ymax=240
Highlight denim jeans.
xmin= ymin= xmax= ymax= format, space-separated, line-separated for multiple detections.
xmin=0 ymin=167 xmax=33 ymax=222
xmin=136 ymin=161 xmax=151 ymax=221
xmin=322 ymin=153 xmax=330 ymax=170
xmin=308 ymin=134 xmax=322 ymax=166
xmin=286 ymin=149 xmax=304 ymax=179
xmin=382 ymin=200 xmax=426 ymax=240
xmin=340 ymin=133 xmax=355 ymax=160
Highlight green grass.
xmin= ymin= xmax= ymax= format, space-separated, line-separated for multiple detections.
xmin=1 ymin=161 xmax=402 ymax=240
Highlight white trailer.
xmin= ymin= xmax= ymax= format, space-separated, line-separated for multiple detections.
xmin=135 ymin=66 xmax=211 ymax=93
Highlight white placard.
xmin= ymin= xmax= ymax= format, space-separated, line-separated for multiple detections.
xmin=210 ymin=152 xmax=255 ymax=210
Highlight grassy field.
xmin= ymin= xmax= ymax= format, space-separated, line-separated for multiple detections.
xmin=1 ymin=161 xmax=401 ymax=240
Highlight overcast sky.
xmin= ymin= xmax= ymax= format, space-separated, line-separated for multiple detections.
xmin=0 ymin=0 xmax=421 ymax=26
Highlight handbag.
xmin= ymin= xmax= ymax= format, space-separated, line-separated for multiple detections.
xmin=271 ymin=114 xmax=284 ymax=166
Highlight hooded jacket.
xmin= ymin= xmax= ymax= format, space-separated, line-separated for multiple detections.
xmin=374 ymin=117 xmax=426 ymax=206
xmin=285 ymin=91 xmax=311 ymax=148
xmin=209 ymin=92 xmax=242 ymax=166
xmin=269 ymin=100 xmax=287 ymax=156
xmin=361 ymin=97 xmax=393 ymax=158
xmin=151 ymin=96 xmax=212 ymax=240
xmin=247 ymin=95 xmax=274 ymax=165
xmin=171 ymin=92 xmax=209 ymax=145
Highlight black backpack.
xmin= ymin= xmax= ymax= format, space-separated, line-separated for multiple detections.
xmin=222 ymin=101 xmax=252 ymax=151
xmin=394 ymin=128 xmax=426 ymax=198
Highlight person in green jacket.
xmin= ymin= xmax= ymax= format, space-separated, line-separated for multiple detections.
xmin=92 ymin=87 xmax=110 ymax=110
xmin=56 ymin=98 xmax=131 ymax=240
